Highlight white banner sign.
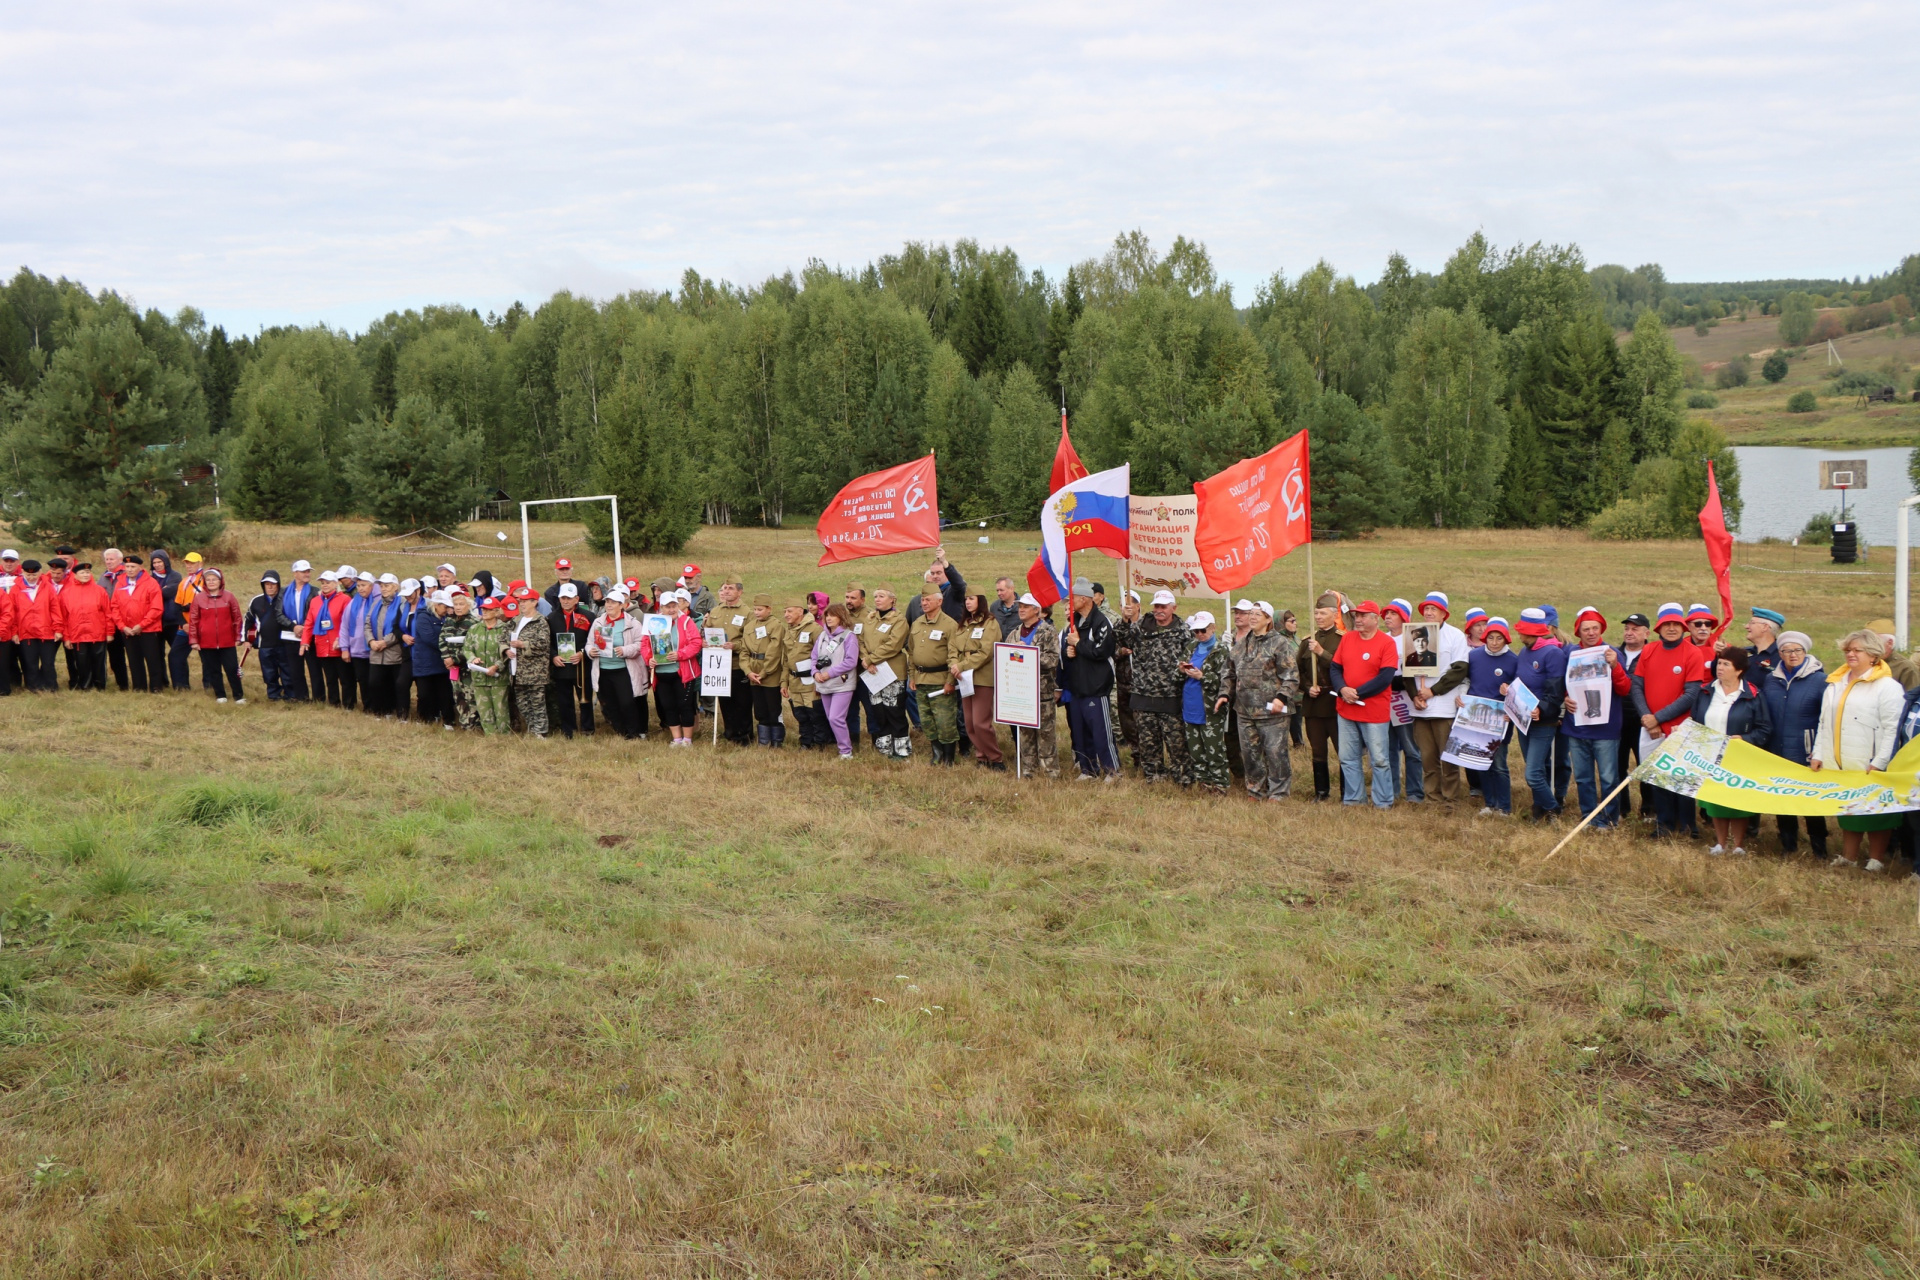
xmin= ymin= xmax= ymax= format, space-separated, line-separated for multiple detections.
xmin=1125 ymin=494 xmax=1204 ymax=598
xmin=700 ymin=646 xmax=732 ymax=698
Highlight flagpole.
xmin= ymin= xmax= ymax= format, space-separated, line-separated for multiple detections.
xmin=1537 ymin=773 xmax=1634 ymax=862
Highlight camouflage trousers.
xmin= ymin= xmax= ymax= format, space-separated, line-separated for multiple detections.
xmin=914 ymin=685 xmax=960 ymax=745
xmin=515 ymin=684 xmax=550 ymax=737
xmin=450 ymin=672 xmax=480 ymax=729
xmin=1185 ymin=717 xmax=1230 ymax=792
xmin=472 ymin=679 xmax=512 ymax=736
xmin=1238 ymin=715 xmax=1294 ymax=799
xmin=1016 ymin=706 xmax=1059 ymax=778
xmin=1136 ymin=711 xmax=1190 ymax=784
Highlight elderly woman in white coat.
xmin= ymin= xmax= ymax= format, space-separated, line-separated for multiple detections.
xmin=1808 ymin=628 xmax=1908 ymax=870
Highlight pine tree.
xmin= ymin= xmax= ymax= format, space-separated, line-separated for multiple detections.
xmin=1303 ymin=391 xmax=1404 ymax=534
xmin=372 ymin=341 xmax=399 ymax=416
xmin=857 ymin=361 xmax=921 ymax=471
xmin=1496 ymin=415 xmax=1555 ymax=526
xmin=584 ymin=381 xmax=700 ymax=555
xmin=9 ymin=314 xmax=223 ymax=550
xmin=1615 ymin=309 xmax=1685 ymax=458
xmin=225 ymin=365 xmax=327 ymax=523
xmin=346 ymin=396 xmax=485 ymax=534
xmin=203 ymin=325 xmax=242 ymax=434
xmin=949 ymin=270 xmax=1015 ymax=378
xmin=1537 ymin=309 xmax=1624 ymax=522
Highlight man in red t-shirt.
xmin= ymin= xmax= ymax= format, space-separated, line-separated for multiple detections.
xmin=1331 ymin=600 xmax=1399 ymax=808
xmin=1631 ymin=601 xmax=1709 ymax=837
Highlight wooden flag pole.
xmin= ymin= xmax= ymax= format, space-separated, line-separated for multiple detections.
xmin=1537 ymin=773 xmax=1636 ymax=862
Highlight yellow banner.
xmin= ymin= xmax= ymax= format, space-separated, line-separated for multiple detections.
xmin=1633 ymin=720 xmax=1920 ymax=816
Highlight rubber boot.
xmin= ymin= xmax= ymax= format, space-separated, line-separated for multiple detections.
xmin=772 ymin=722 xmax=786 ymax=748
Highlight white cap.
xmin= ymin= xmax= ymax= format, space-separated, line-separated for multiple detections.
xmin=1257 ymin=601 xmax=1275 ymax=618
xmin=469 ymin=578 xmax=485 ymax=591
xmin=0 ymin=549 xmax=17 ymax=560
xmin=400 ymin=577 xmax=420 ymax=594
xmin=1017 ymin=592 xmax=1041 ymax=608
xmin=430 ymin=588 xmax=451 ymax=606
xmin=290 ymin=559 xmax=311 ymax=572
xmin=1125 ymin=590 xmax=1140 ymax=603
xmin=558 ymin=582 xmax=579 ymax=597
xmin=606 ymin=587 xmax=630 ymax=603
xmin=1234 ymin=598 xmax=1258 ymax=611
xmin=357 ymin=571 xmax=376 ymax=583
xmin=1151 ymin=589 xmax=1177 ymax=606
xmin=319 ymin=570 xmax=339 ymax=582
xmin=674 ymin=588 xmax=693 ymax=604
xmin=378 ymin=572 xmax=400 ymax=586
xmin=436 ymin=562 xmax=457 ymax=575
xmin=1188 ymin=611 xmax=1215 ymax=631
xmin=337 ymin=564 xmax=355 ymax=577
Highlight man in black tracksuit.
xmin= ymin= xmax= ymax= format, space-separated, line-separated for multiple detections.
xmin=1060 ymin=576 xmax=1119 ymax=779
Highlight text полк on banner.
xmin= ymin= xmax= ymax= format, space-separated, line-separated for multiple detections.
xmin=1126 ymin=494 xmax=1204 ymax=598
xmin=1193 ymin=430 xmax=1310 ymax=593
xmin=815 ymin=454 xmax=940 ymax=566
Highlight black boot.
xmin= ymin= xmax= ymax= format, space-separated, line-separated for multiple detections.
xmin=756 ymin=724 xmax=771 ymax=747
xmin=1312 ymin=760 xmax=1331 ymax=801
xmin=772 ymin=722 xmax=786 ymax=748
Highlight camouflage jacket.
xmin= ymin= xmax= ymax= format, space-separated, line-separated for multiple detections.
xmin=1228 ymin=628 xmax=1299 ymax=721
xmin=1014 ymin=617 xmax=1059 ymax=698
xmin=1129 ymin=613 xmax=1189 ymax=702
xmin=438 ymin=612 xmax=473 ymax=671
xmin=509 ymin=615 xmax=550 ymax=687
xmin=1192 ymin=639 xmax=1232 ymax=725
xmin=463 ymin=620 xmax=511 ymax=685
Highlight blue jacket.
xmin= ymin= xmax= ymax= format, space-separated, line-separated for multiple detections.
xmin=1759 ymin=655 xmax=1825 ymax=765
xmin=409 ymin=604 xmax=444 ymax=676
xmin=1514 ymin=640 xmax=1568 ymax=726
xmin=1561 ymin=644 xmax=1629 ymax=742
xmin=1689 ymin=678 xmax=1772 ymax=747
xmin=1894 ymin=684 xmax=1920 ymax=755
xmin=280 ymin=581 xmax=316 ymax=635
xmin=149 ymin=551 xmax=184 ymax=627
xmin=1465 ymin=646 xmax=1523 ymax=700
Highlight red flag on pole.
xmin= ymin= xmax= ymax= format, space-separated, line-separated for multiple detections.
xmin=1192 ymin=430 xmax=1312 ymax=593
xmin=1699 ymin=459 xmax=1734 ymax=635
xmin=1027 ymin=409 xmax=1092 ymax=604
xmin=815 ymin=454 xmax=941 ymax=566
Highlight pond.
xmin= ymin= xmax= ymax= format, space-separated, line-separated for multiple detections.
xmin=1729 ymin=445 xmax=1914 ymax=544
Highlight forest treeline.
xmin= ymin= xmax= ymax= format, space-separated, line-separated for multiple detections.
xmin=3 ymin=232 xmax=1916 ymax=554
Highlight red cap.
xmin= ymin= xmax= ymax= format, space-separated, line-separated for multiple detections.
xmin=682 ymin=563 xmax=702 ymax=576
xmin=513 ymin=584 xmax=536 ymax=600
xmin=624 ymin=577 xmax=641 ymax=590
xmin=1573 ymin=606 xmax=1607 ymax=633
xmin=1354 ymin=600 xmax=1382 ymax=616
xmin=507 ymin=579 xmax=528 ymax=593
xmin=502 ymin=598 xmax=520 ymax=616
xmin=554 ymin=557 xmax=571 ymax=570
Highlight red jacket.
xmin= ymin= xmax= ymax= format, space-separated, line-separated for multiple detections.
xmin=0 ymin=584 xmax=13 ymax=642
xmin=112 ymin=571 xmax=164 ymax=634
xmin=56 ymin=579 xmax=114 ymax=644
xmin=10 ymin=578 xmax=58 ymax=641
xmin=188 ymin=589 xmax=244 ymax=649
xmin=301 ymin=591 xmax=350 ymax=658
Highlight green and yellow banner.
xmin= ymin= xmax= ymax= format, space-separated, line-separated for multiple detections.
xmin=1633 ymin=721 xmax=1920 ymax=816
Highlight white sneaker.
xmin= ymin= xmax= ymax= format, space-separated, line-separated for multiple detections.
xmin=1865 ymin=858 xmax=1886 ymax=873
xmin=234 ymin=698 xmax=246 ymax=705
xmin=1477 ymin=807 xmax=1494 ymax=817
xmin=1730 ymin=846 xmax=1749 ymax=857
xmin=444 ymin=724 xmax=456 ymax=731
xmin=1829 ymin=855 xmax=1856 ymax=869
xmin=216 ymin=697 xmax=228 ymax=704
xmin=1707 ymin=844 xmax=1724 ymax=857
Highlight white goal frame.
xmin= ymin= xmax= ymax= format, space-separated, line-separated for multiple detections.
xmin=521 ymin=495 xmax=621 ymax=588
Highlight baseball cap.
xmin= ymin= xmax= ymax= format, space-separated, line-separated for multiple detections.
xmin=0 ymin=550 xmax=17 ymax=561
xmin=606 ymin=586 xmax=630 ymax=603
xmin=555 ymin=557 xmax=572 ymax=570
xmin=1017 ymin=592 xmax=1041 ymax=608
xmin=1257 ymin=601 xmax=1275 ymax=619
xmin=1125 ymin=590 xmax=1140 ymax=603
xmin=378 ymin=572 xmax=399 ymax=585
xmin=1233 ymin=598 xmax=1258 ymax=611
xmin=682 ymin=563 xmax=702 ymax=576
xmin=357 ymin=571 xmax=376 ymax=584
xmin=502 ymin=598 xmax=520 ymax=616
xmin=1623 ymin=612 xmax=1651 ymax=627
xmin=184 ymin=552 xmax=203 ymax=564
xmin=291 ymin=559 xmax=312 ymax=572
xmin=558 ymin=582 xmax=579 ymax=598
xmin=337 ymin=564 xmax=356 ymax=578
xmin=436 ymin=563 xmax=457 ymax=575
xmin=1354 ymin=600 xmax=1382 ymax=616
xmin=319 ymin=570 xmax=339 ymax=582
xmin=1151 ymin=589 xmax=1177 ymax=606
xmin=430 ymin=588 xmax=452 ymax=607
xmin=260 ymin=569 xmax=281 ymax=584
xmin=400 ymin=577 xmax=420 ymax=594
xmin=480 ymin=594 xmax=505 ymax=610
xmin=1187 ymin=611 xmax=1215 ymax=631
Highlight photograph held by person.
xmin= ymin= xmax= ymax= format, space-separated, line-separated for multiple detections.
xmin=1689 ymin=646 xmax=1772 ymax=856
xmin=950 ymin=592 xmax=1004 ymax=770
xmin=1512 ymin=607 xmax=1567 ymax=821
xmin=1464 ymin=619 xmax=1520 ymax=816
xmin=586 ymin=589 xmax=649 ymax=740
xmin=546 ymin=583 xmax=593 ymax=739
xmin=1808 ymin=629 xmax=1906 ymax=871
xmin=1760 ymin=630 xmax=1827 ymax=856
xmin=1558 ymin=607 xmax=1633 ymax=830
xmin=186 ymin=567 xmax=246 ymax=704
xmin=1405 ymin=593 xmax=1470 ymax=805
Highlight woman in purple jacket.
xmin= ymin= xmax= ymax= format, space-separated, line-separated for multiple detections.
xmin=812 ymin=602 xmax=862 ymax=759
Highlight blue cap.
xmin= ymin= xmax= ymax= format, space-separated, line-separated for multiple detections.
xmin=1541 ymin=605 xmax=1560 ymax=627
xmin=1752 ymin=607 xmax=1786 ymax=627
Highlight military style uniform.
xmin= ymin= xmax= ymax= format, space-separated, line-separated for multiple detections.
xmin=1185 ymin=637 xmax=1233 ymax=792
xmin=906 ymin=609 xmax=960 ymax=762
xmin=739 ymin=601 xmax=787 ymax=746
xmin=1130 ymin=613 xmax=1191 ymax=785
xmin=686 ymin=583 xmax=715 ymax=625
xmin=779 ymin=610 xmax=827 ymax=748
xmin=1012 ymin=616 xmax=1060 ymax=779
xmin=862 ymin=603 xmax=911 ymax=759
xmin=1113 ymin=612 xmax=1139 ymax=757
xmin=707 ymin=594 xmax=753 ymax=744
xmin=438 ymin=609 xmax=480 ymax=730
xmin=1229 ymin=627 xmax=1300 ymax=799
xmin=508 ymin=611 xmax=551 ymax=738
xmin=463 ymin=618 xmax=513 ymax=735
xmin=1301 ymin=626 xmax=1343 ymax=800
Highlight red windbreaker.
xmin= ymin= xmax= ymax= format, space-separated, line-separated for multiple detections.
xmin=112 ymin=572 xmax=164 ymax=634
xmin=188 ymin=589 xmax=244 ymax=649
xmin=301 ymin=590 xmax=350 ymax=658
xmin=56 ymin=579 xmax=114 ymax=643
xmin=0 ymin=584 xmax=14 ymax=642
xmin=10 ymin=578 xmax=58 ymax=641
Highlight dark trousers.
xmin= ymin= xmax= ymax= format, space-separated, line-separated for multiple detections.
xmin=129 ymin=632 xmax=166 ymax=692
xmin=200 ymin=647 xmax=243 ymax=700
xmin=3 ymin=638 xmax=21 ymax=690
xmin=165 ymin=623 xmax=191 ymax=689
xmin=1776 ymin=813 xmax=1828 ymax=855
xmin=21 ymin=639 xmax=59 ymax=691
xmin=1305 ymin=713 xmax=1340 ymax=797
xmin=395 ymin=668 xmax=413 ymax=719
xmin=347 ymin=656 xmax=369 ymax=711
xmin=1650 ymin=784 xmax=1698 ymax=837
xmin=598 ymin=674 xmax=641 ymax=739
xmin=367 ymin=663 xmax=402 ymax=715
xmin=850 ymin=679 xmax=872 ymax=745
xmin=0 ymin=640 xmax=12 ymax=694
xmin=414 ymin=672 xmax=452 ymax=726
xmin=750 ymin=684 xmax=783 ymax=725
xmin=317 ymin=655 xmax=349 ymax=706
xmin=299 ymin=649 xmax=325 ymax=702
xmin=721 ymin=670 xmax=753 ymax=743
xmin=546 ymin=681 xmax=577 ymax=738
xmin=69 ymin=641 xmax=107 ymax=691
xmin=656 ymin=671 xmax=696 ymax=729
xmin=793 ymin=700 xmax=829 ymax=747
xmin=106 ymin=634 xmax=129 ymax=691
xmin=259 ymin=642 xmax=295 ymax=700
xmin=1621 ymin=722 xmax=1651 ymax=817
xmin=1067 ymin=693 xmax=1119 ymax=775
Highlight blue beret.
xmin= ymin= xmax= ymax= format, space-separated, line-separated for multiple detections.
xmin=1752 ymin=607 xmax=1786 ymax=627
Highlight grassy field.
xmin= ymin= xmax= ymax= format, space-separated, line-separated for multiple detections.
xmin=4 ymin=525 xmax=1920 ymax=1278
xmin=1668 ymin=315 xmax=1920 ymax=448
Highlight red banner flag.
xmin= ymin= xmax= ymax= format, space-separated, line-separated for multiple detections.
xmin=815 ymin=454 xmax=941 ymax=566
xmin=1192 ymin=430 xmax=1311 ymax=593
xmin=1699 ymin=459 xmax=1734 ymax=635
xmin=1027 ymin=410 xmax=1092 ymax=604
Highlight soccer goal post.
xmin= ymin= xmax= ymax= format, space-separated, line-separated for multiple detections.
xmin=521 ymin=495 xmax=622 ymax=588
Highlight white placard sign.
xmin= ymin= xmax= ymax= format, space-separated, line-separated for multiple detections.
xmin=993 ymin=642 xmax=1042 ymax=728
xmin=700 ymin=645 xmax=732 ymax=697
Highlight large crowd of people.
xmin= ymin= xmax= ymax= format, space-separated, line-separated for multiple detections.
xmin=4 ymin=541 xmax=1918 ymax=877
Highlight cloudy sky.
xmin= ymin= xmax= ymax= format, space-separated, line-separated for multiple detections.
xmin=3 ymin=1 xmax=1914 ymax=332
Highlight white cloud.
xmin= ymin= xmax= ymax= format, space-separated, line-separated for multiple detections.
xmin=2 ymin=0 xmax=1913 ymax=330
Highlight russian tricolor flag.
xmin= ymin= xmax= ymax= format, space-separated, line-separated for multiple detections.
xmin=1029 ymin=463 xmax=1130 ymax=605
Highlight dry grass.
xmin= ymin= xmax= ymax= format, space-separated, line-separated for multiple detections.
xmin=3 ymin=529 xmax=1920 ymax=1277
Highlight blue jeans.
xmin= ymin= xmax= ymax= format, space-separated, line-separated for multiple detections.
xmin=1564 ymin=734 xmax=1619 ymax=827
xmin=1480 ymin=726 xmax=1514 ymax=812
xmin=1521 ymin=721 xmax=1561 ymax=815
xmin=1388 ymin=721 xmax=1425 ymax=802
xmin=1337 ymin=717 xmax=1394 ymax=808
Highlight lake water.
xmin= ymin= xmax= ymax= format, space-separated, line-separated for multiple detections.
xmin=1729 ymin=445 xmax=1914 ymax=544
